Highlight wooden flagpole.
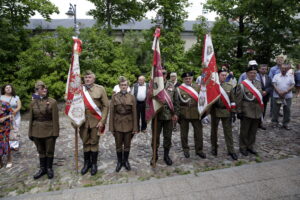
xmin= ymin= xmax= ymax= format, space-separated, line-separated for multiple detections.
xmin=75 ymin=127 xmax=79 ymax=174
xmin=152 ymin=115 xmax=158 ymax=168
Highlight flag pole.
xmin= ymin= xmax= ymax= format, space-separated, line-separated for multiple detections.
xmin=75 ymin=127 xmax=79 ymax=174
xmin=152 ymin=115 xmax=158 ymax=168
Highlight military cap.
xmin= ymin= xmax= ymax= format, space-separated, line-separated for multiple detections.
xmin=181 ymin=71 xmax=194 ymax=78
xmin=248 ymin=60 xmax=258 ymax=66
xmin=246 ymin=60 xmax=258 ymax=72
xmin=35 ymin=80 xmax=46 ymax=89
xmin=246 ymin=65 xmax=258 ymax=72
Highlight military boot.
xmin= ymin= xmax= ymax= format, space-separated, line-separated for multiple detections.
xmin=81 ymin=152 xmax=91 ymax=175
xmin=163 ymin=148 xmax=173 ymax=166
xmin=123 ymin=151 xmax=131 ymax=171
xmin=90 ymin=151 xmax=98 ymax=176
xmin=33 ymin=157 xmax=47 ymax=179
xmin=116 ymin=152 xmax=123 ymax=172
xmin=46 ymin=157 xmax=54 ymax=179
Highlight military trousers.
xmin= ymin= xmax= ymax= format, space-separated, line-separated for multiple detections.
xmin=210 ymin=115 xmax=235 ymax=153
xmin=180 ymin=119 xmax=203 ymax=154
xmin=114 ymin=132 xmax=132 ymax=152
xmin=33 ymin=137 xmax=56 ymax=158
xmin=79 ymin=127 xmax=100 ymax=152
xmin=239 ymin=117 xmax=260 ymax=151
xmin=151 ymin=120 xmax=173 ymax=151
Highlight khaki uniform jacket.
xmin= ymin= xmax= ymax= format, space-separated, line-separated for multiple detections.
xmin=83 ymin=84 xmax=109 ymax=128
xmin=235 ymin=79 xmax=263 ymax=119
xmin=109 ymin=92 xmax=138 ymax=133
xmin=211 ymin=82 xmax=236 ymax=118
xmin=157 ymin=81 xmax=180 ymax=120
xmin=175 ymin=83 xmax=200 ymax=120
xmin=28 ymin=97 xmax=59 ymax=138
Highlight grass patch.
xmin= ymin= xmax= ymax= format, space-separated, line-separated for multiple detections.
xmin=255 ymin=156 xmax=262 ymax=163
xmin=235 ymin=160 xmax=247 ymax=166
xmin=83 ymin=183 xmax=94 ymax=187
xmin=174 ymin=168 xmax=191 ymax=175
xmin=138 ymin=176 xmax=151 ymax=181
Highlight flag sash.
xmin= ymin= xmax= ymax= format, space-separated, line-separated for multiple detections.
xmin=178 ymin=84 xmax=199 ymax=102
xmin=242 ymin=79 xmax=264 ymax=109
xmin=82 ymin=87 xmax=102 ymax=120
xmin=219 ymin=86 xmax=231 ymax=111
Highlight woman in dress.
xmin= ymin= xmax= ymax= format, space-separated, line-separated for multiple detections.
xmin=0 ymin=84 xmax=22 ymax=151
xmin=0 ymin=100 xmax=13 ymax=168
xmin=28 ymin=81 xmax=59 ymax=179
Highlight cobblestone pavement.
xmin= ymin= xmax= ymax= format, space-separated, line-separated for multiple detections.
xmin=0 ymin=98 xmax=299 ymax=198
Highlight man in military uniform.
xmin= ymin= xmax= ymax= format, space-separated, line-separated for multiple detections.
xmin=235 ymin=61 xmax=263 ymax=156
xmin=210 ymin=69 xmax=238 ymax=160
xmin=175 ymin=72 xmax=206 ymax=159
xmin=28 ymin=81 xmax=59 ymax=179
xmin=151 ymin=69 xmax=179 ymax=166
xmin=109 ymin=78 xmax=138 ymax=172
xmin=79 ymin=70 xmax=109 ymax=175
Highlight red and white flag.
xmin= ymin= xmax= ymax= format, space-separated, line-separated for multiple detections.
xmin=198 ymin=34 xmax=221 ymax=117
xmin=65 ymin=37 xmax=85 ymax=126
xmin=145 ymin=28 xmax=174 ymax=122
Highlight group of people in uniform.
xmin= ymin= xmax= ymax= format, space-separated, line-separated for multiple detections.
xmin=28 ymin=61 xmax=264 ymax=179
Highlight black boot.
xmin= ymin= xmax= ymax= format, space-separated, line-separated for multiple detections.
xmin=116 ymin=152 xmax=123 ymax=172
xmin=163 ymin=148 xmax=173 ymax=166
xmin=90 ymin=151 xmax=98 ymax=176
xmin=46 ymin=157 xmax=54 ymax=179
xmin=81 ymin=152 xmax=91 ymax=175
xmin=123 ymin=151 xmax=131 ymax=171
xmin=33 ymin=157 xmax=47 ymax=179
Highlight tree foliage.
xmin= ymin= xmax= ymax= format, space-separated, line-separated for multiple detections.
xmin=87 ymin=0 xmax=146 ymax=33
xmin=204 ymin=0 xmax=300 ymax=68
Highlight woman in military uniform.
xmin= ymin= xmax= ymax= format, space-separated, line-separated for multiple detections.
xmin=109 ymin=78 xmax=138 ymax=172
xmin=28 ymin=81 xmax=59 ymax=179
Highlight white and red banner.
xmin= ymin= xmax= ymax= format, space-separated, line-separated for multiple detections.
xmin=146 ymin=28 xmax=174 ymax=122
xmin=242 ymin=79 xmax=264 ymax=109
xmin=198 ymin=34 xmax=221 ymax=117
xmin=65 ymin=37 xmax=85 ymax=126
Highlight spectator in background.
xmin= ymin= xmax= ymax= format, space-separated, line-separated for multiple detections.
xmin=0 ymin=100 xmax=13 ymax=169
xmin=112 ymin=76 xmax=131 ymax=95
xmin=1 ymin=84 xmax=22 ymax=151
xmin=169 ymin=72 xmax=180 ymax=87
xmin=295 ymin=64 xmax=300 ymax=98
xmin=269 ymin=55 xmax=285 ymax=117
xmin=257 ymin=65 xmax=272 ymax=130
xmin=271 ymin=63 xmax=295 ymax=130
xmin=131 ymin=75 xmax=148 ymax=133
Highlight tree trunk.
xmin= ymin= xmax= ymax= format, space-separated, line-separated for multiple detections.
xmin=237 ymin=15 xmax=244 ymax=59
xmin=106 ymin=0 xmax=112 ymax=35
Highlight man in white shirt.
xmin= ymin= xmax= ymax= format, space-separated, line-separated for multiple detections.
xmin=131 ymin=75 xmax=148 ymax=132
xmin=272 ymin=63 xmax=295 ymax=130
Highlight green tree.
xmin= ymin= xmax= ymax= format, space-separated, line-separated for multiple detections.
xmin=87 ymin=0 xmax=147 ymax=34
xmin=0 ymin=0 xmax=59 ymax=84
xmin=204 ymin=0 xmax=300 ymax=69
